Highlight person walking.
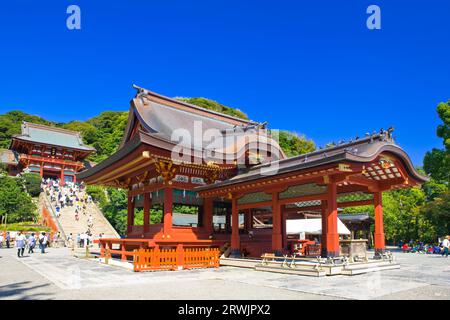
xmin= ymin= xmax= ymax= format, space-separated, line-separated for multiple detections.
xmin=28 ymin=233 xmax=36 ymax=254
xmin=39 ymin=232 xmax=47 ymax=254
xmin=441 ymin=236 xmax=449 ymax=258
xmin=0 ymin=233 xmax=4 ymax=248
xmin=42 ymin=232 xmax=48 ymax=253
xmin=15 ymin=231 xmax=26 ymax=258
xmin=6 ymin=232 xmax=10 ymax=248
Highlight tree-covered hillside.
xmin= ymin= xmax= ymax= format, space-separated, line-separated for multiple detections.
xmin=0 ymin=111 xmax=53 ymax=149
xmin=175 ymin=97 xmax=249 ymax=120
xmin=0 ymin=97 xmax=316 ymax=234
xmin=0 ymin=98 xmax=315 ymax=162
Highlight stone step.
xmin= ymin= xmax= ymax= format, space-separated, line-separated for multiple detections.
xmin=341 ymin=261 xmax=400 ymax=275
xmin=254 ymin=265 xmax=327 ymax=277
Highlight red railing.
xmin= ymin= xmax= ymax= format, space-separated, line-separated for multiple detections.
xmin=97 ymin=238 xmax=220 ymax=272
xmin=41 ymin=207 xmax=58 ymax=234
xmin=133 ymin=246 xmax=220 ymax=272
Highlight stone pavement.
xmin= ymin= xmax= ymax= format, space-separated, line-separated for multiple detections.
xmin=0 ymin=247 xmax=449 ymax=300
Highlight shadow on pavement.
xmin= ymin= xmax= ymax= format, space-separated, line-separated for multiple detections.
xmin=0 ymin=281 xmax=53 ymax=300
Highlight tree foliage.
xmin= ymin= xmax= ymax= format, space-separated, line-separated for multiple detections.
xmin=0 ymin=111 xmax=52 ymax=148
xmin=21 ymin=173 xmax=42 ymax=197
xmin=176 ymin=97 xmax=249 ymax=120
xmin=436 ymin=100 xmax=450 ymax=151
xmin=0 ymin=174 xmax=37 ymax=223
xmin=275 ymin=130 xmax=316 ymax=157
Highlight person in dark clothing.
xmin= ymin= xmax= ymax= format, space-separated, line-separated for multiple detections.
xmin=6 ymin=232 xmax=10 ymax=248
xmin=28 ymin=233 xmax=36 ymax=254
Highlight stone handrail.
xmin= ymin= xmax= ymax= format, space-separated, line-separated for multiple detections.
xmin=41 ymin=193 xmax=67 ymax=245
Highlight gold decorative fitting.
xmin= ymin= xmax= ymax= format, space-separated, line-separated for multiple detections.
xmin=323 ymin=175 xmax=330 ymax=184
xmin=154 ymin=159 xmax=178 ymax=184
xmin=142 ymin=151 xmax=151 ymax=158
xmin=338 ymin=164 xmax=352 ymax=172
xmin=379 ymin=158 xmax=393 ymax=169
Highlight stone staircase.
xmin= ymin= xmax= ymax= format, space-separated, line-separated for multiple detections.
xmin=42 ymin=192 xmax=120 ymax=241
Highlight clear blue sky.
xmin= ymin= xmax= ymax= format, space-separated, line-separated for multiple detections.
xmin=0 ymin=1 xmax=449 ymax=166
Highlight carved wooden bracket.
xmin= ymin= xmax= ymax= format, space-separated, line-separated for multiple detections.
xmin=154 ymin=159 xmax=178 ymax=185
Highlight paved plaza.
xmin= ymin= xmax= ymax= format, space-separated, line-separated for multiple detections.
xmin=0 ymin=247 xmax=449 ymax=300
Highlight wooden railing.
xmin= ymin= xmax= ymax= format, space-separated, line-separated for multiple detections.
xmin=133 ymin=246 xmax=220 ymax=272
xmin=97 ymin=238 xmax=220 ymax=272
xmin=41 ymin=207 xmax=59 ymax=234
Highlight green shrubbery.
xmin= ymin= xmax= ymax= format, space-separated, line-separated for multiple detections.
xmin=0 ymin=174 xmax=37 ymax=223
xmin=3 ymin=221 xmax=51 ymax=232
xmin=21 ymin=173 xmax=42 ymax=197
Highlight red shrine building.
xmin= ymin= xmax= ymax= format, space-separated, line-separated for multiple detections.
xmin=77 ymin=86 xmax=428 ymax=258
xmin=1 ymin=122 xmax=95 ymax=184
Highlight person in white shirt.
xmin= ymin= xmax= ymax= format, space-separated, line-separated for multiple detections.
xmin=39 ymin=232 xmax=48 ymax=254
xmin=15 ymin=231 xmax=26 ymax=258
xmin=441 ymin=236 xmax=449 ymax=258
xmin=0 ymin=233 xmax=4 ymax=248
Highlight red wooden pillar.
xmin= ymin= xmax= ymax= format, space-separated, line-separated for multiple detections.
xmin=230 ymin=196 xmax=240 ymax=257
xmin=244 ymin=209 xmax=252 ymax=231
xmin=271 ymin=192 xmax=282 ymax=254
xmin=203 ymin=198 xmax=213 ymax=234
xmin=127 ymin=194 xmax=135 ymax=235
xmin=60 ymin=169 xmax=65 ymax=186
xmin=374 ymin=192 xmax=385 ymax=256
xmin=320 ymin=200 xmax=328 ymax=257
xmin=40 ymin=164 xmax=44 ymax=177
xmin=281 ymin=205 xmax=287 ymax=250
xmin=73 ymin=174 xmax=77 ymax=184
xmin=225 ymin=210 xmax=231 ymax=232
xmin=143 ymin=193 xmax=151 ymax=233
xmin=163 ymin=187 xmax=173 ymax=237
xmin=322 ymin=182 xmax=339 ymax=257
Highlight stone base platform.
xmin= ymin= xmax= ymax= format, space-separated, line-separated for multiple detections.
xmin=220 ymin=256 xmax=400 ymax=277
xmin=341 ymin=260 xmax=400 ymax=275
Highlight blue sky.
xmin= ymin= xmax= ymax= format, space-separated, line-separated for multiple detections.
xmin=0 ymin=1 xmax=449 ymax=165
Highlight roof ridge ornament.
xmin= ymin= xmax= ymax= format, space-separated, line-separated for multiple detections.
xmin=133 ymin=84 xmax=150 ymax=105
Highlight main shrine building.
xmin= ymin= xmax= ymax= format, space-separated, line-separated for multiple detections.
xmin=77 ymin=86 xmax=428 ymax=258
xmin=1 ymin=122 xmax=95 ymax=184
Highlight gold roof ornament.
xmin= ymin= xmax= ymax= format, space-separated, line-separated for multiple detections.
xmin=154 ymin=159 xmax=177 ymax=185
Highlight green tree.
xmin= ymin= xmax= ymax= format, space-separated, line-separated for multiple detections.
xmin=420 ymin=191 xmax=450 ymax=240
xmin=423 ymin=100 xmax=450 ymax=185
xmin=275 ymin=130 xmax=315 ymax=157
xmin=98 ymin=188 xmax=128 ymax=236
xmin=436 ymin=100 xmax=450 ymax=151
xmin=0 ymin=111 xmax=53 ymax=148
xmin=420 ymin=100 xmax=450 ymax=240
xmin=0 ymin=175 xmax=37 ymax=223
xmin=176 ymin=97 xmax=248 ymax=120
xmin=21 ymin=173 xmax=42 ymax=197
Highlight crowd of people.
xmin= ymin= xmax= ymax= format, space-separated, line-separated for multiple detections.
xmin=41 ymin=178 xmax=96 ymax=240
xmin=0 ymin=178 xmax=107 ymax=258
xmin=398 ymin=236 xmax=450 ymax=257
xmin=66 ymin=231 xmax=104 ymax=248
xmin=1 ymin=231 xmax=50 ymax=258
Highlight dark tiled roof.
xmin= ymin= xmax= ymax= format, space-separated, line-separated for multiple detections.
xmin=338 ymin=213 xmax=373 ymax=222
xmin=134 ymin=99 xmax=237 ymax=146
xmin=195 ymin=133 xmax=429 ymax=192
xmin=12 ymin=122 xmax=95 ymax=152
xmin=0 ymin=149 xmax=19 ymax=165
